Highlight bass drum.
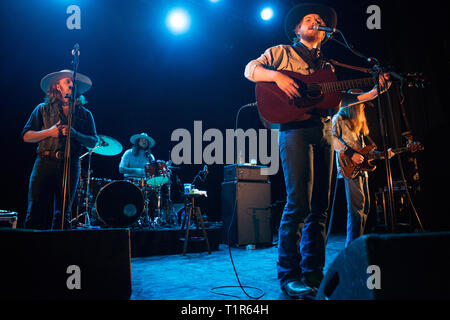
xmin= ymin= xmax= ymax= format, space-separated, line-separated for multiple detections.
xmin=95 ymin=180 xmax=144 ymax=227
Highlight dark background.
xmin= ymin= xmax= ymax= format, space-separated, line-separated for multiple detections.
xmin=1 ymin=0 xmax=448 ymax=232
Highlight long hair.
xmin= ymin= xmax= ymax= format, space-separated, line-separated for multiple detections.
xmin=44 ymin=82 xmax=65 ymax=104
xmin=131 ymin=140 xmax=151 ymax=156
xmin=44 ymin=82 xmax=87 ymax=106
xmin=339 ymin=103 xmax=369 ymax=136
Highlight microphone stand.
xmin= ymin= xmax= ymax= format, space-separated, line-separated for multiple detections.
xmin=329 ymin=31 xmax=402 ymax=232
xmin=61 ymin=43 xmax=80 ymax=230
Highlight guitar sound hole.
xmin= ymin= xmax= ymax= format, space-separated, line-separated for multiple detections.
xmin=305 ymin=83 xmax=322 ymax=98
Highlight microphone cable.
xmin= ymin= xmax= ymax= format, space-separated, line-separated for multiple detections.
xmin=209 ymin=102 xmax=265 ymax=300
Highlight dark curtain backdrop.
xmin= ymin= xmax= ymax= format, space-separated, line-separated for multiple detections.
xmin=0 ymin=0 xmax=448 ymax=231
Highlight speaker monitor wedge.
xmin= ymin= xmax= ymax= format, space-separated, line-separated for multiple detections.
xmin=0 ymin=228 xmax=132 ymax=299
xmin=316 ymin=232 xmax=450 ymax=300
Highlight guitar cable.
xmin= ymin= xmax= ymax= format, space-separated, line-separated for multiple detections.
xmin=209 ymin=102 xmax=265 ymax=300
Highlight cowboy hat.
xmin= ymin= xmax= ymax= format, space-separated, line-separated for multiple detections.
xmin=40 ymin=69 xmax=92 ymax=94
xmin=284 ymin=3 xmax=337 ymax=43
xmin=130 ymin=133 xmax=156 ymax=148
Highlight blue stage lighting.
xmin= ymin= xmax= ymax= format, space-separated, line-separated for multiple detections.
xmin=261 ymin=7 xmax=274 ymax=21
xmin=166 ymin=8 xmax=191 ymax=34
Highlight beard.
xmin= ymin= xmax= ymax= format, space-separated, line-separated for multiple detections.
xmin=301 ymin=32 xmax=324 ymax=44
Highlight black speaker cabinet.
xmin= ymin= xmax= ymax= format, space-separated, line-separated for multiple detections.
xmin=316 ymin=232 xmax=450 ymax=300
xmin=0 ymin=228 xmax=132 ymax=299
xmin=221 ymin=180 xmax=272 ymax=247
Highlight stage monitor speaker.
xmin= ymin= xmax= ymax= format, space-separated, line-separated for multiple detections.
xmin=0 ymin=228 xmax=131 ymax=299
xmin=221 ymin=180 xmax=272 ymax=247
xmin=316 ymin=232 xmax=450 ymax=300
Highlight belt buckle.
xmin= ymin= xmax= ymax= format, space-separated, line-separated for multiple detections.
xmin=55 ymin=151 xmax=62 ymax=160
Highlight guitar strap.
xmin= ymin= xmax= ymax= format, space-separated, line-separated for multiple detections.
xmin=335 ymin=131 xmax=376 ymax=155
xmin=335 ymin=132 xmax=357 ymax=155
xmin=365 ymin=135 xmax=377 ymax=148
xmin=328 ymin=59 xmax=372 ymax=74
xmin=292 ymin=43 xmax=326 ymax=71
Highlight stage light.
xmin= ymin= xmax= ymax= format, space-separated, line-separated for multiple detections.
xmin=260 ymin=7 xmax=274 ymax=21
xmin=166 ymin=8 xmax=191 ymax=34
xmin=209 ymin=0 xmax=220 ymax=3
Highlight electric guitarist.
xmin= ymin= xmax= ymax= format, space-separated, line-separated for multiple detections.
xmin=332 ymin=103 xmax=395 ymax=247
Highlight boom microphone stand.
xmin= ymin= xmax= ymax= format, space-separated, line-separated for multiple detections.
xmin=61 ymin=43 xmax=80 ymax=230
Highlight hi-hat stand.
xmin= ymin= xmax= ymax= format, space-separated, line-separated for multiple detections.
xmin=70 ymin=142 xmax=102 ymax=228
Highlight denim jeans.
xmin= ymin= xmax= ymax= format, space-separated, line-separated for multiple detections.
xmin=343 ymin=174 xmax=370 ymax=247
xmin=277 ymin=118 xmax=334 ymax=288
xmin=24 ymin=157 xmax=80 ymax=230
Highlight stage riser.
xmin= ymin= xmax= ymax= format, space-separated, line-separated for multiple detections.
xmin=130 ymin=227 xmax=222 ymax=257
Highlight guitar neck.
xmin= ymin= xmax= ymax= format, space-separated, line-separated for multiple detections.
xmin=320 ymin=77 xmax=375 ymax=93
xmin=367 ymin=147 xmax=408 ymax=160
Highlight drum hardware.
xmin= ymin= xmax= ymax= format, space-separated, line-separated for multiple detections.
xmin=145 ymin=160 xmax=171 ymax=188
xmin=95 ymin=180 xmax=144 ymax=227
xmin=71 ymin=135 xmax=123 ymax=228
xmin=72 ymin=146 xmax=182 ymax=230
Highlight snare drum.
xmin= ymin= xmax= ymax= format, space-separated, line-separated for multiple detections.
xmin=95 ymin=180 xmax=144 ymax=227
xmin=145 ymin=160 xmax=170 ymax=187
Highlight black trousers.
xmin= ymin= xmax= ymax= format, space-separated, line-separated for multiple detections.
xmin=24 ymin=157 xmax=80 ymax=230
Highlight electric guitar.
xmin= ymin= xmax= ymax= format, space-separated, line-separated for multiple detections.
xmin=338 ymin=142 xmax=424 ymax=179
xmin=255 ymin=69 xmax=425 ymax=124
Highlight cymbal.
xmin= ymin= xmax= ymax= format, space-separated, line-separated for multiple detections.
xmin=89 ymin=135 xmax=123 ymax=156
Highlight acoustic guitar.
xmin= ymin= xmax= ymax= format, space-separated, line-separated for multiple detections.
xmin=255 ymin=68 xmax=374 ymax=124
xmin=255 ymin=69 xmax=424 ymax=124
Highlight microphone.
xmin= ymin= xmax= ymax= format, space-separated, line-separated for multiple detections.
xmin=72 ymin=43 xmax=80 ymax=56
xmin=203 ymin=165 xmax=208 ymax=174
xmin=313 ymin=25 xmax=340 ymax=33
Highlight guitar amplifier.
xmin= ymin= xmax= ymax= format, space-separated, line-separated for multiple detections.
xmin=223 ymin=164 xmax=269 ymax=182
xmin=221 ymin=180 xmax=272 ymax=246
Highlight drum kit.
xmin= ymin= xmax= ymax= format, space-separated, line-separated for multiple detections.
xmin=72 ymin=134 xmax=182 ymax=229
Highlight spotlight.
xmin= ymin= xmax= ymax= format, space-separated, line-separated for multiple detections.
xmin=166 ymin=8 xmax=191 ymax=34
xmin=260 ymin=7 xmax=274 ymax=21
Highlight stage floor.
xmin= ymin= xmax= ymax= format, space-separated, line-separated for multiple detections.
xmin=129 ymin=234 xmax=346 ymax=300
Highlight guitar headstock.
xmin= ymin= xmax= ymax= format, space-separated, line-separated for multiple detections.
xmin=403 ymin=72 xmax=427 ymax=88
xmin=407 ymin=141 xmax=424 ymax=153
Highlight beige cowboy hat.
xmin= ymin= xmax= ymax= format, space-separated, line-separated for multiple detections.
xmin=40 ymin=69 xmax=92 ymax=94
xmin=130 ymin=132 xmax=156 ymax=148
xmin=284 ymin=3 xmax=337 ymax=43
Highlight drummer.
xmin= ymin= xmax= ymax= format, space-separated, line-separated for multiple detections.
xmin=119 ymin=132 xmax=156 ymax=179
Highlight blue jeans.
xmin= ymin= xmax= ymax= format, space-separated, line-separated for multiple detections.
xmin=343 ymin=174 xmax=370 ymax=247
xmin=24 ymin=157 xmax=80 ymax=230
xmin=277 ymin=118 xmax=334 ymax=288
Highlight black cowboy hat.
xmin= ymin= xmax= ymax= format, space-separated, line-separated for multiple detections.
xmin=284 ymin=3 xmax=337 ymax=43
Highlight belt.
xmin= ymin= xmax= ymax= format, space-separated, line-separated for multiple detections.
xmin=38 ymin=150 xmax=64 ymax=160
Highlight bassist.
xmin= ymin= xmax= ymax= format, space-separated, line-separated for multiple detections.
xmin=332 ymin=103 xmax=393 ymax=247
